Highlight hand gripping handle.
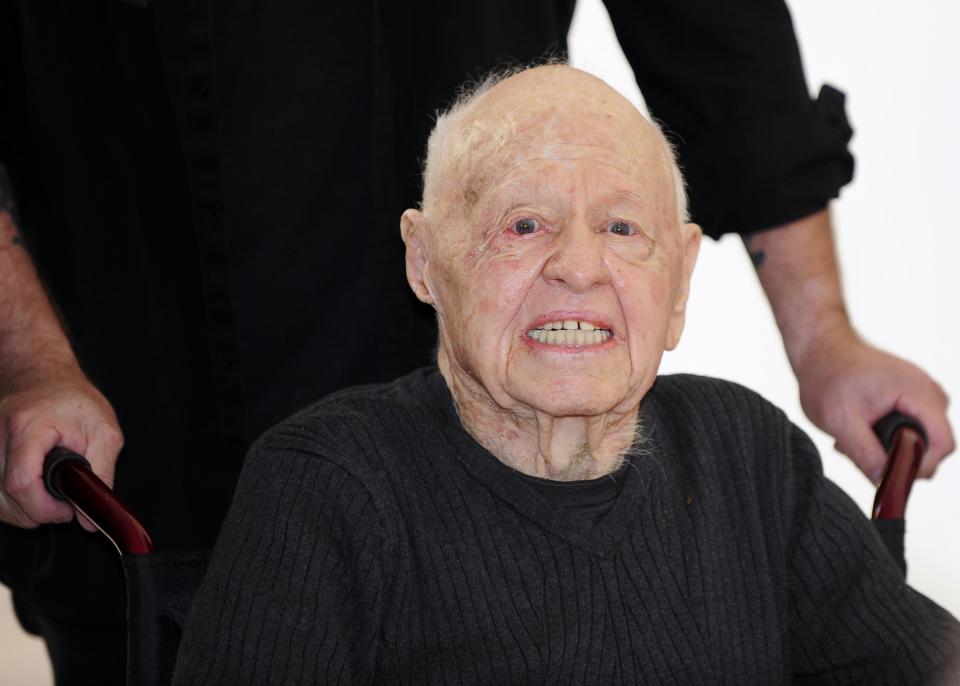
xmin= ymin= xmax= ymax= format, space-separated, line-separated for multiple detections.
xmin=42 ymin=447 xmax=155 ymax=555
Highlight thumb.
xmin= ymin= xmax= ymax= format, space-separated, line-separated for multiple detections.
xmin=833 ymin=415 xmax=889 ymax=484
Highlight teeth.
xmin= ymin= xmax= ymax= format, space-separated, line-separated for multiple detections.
xmin=537 ymin=319 xmax=605 ymax=332
xmin=527 ymin=327 xmax=612 ymax=347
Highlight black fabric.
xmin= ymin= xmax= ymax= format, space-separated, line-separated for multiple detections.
xmin=0 ymin=0 xmax=852 ymax=632
xmin=174 ymin=370 xmax=960 ymax=684
xmin=12 ymin=594 xmax=125 ymax=686
xmin=602 ymin=0 xmax=854 ymax=236
xmin=518 ymin=458 xmax=630 ymax=524
xmin=122 ymin=551 xmax=209 ymax=686
xmin=874 ymin=518 xmax=908 ymax=576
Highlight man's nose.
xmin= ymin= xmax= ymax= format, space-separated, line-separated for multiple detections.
xmin=541 ymin=220 xmax=610 ymax=293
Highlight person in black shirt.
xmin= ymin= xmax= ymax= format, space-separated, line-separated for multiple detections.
xmin=0 ymin=1 xmax=953 ymax=683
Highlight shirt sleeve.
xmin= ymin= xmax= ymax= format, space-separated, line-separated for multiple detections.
xmin=602 ymin=0 xmax=854 ymax=239
xmin=0 ymin=1 xmax=26 ymax=220
xmin=783 ymin=424 xmax=960 ymax=683
xmin=173 ymin=435 xmax=392 ymax=685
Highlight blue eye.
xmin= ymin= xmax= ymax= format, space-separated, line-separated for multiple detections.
xmin=609 ymin=221 xmax=635 ymax=236
xmin=512 ymin=218 xmax=540 ymax=235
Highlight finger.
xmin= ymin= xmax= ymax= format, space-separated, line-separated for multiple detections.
xmin=83 ymin=422 xmax=123 ymax=490
xmin=0 ymin=493 xmax=42 ymax=529
xmin=1 ymin=441 xmax=45 ymax=528
xmin=3 ymin=420 xmax=76 ymax=524
xmin=76 ymin=511 xmax=97 ymax=534
xmin=915 ymin=412 xmax=954 ymax=479
xmin=895 ymin=393 xmax=955 ymax=479
xmin=833 ymin=416 xmax=890 ymax=485
xmin=918 ymin=423 xmax=954 ymax=479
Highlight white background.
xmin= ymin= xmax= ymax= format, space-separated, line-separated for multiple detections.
xmin=569 ymin=0 xmax=960 ymax=618
xmin=2 ymin=1 xmax=958 ymax=683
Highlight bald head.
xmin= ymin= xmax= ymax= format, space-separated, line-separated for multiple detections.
xmin=422 ymin=64 xmax=688 ymax=227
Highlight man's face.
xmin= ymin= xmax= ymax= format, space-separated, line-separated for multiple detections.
xmin=406 ymin=69 xmax=699 ymax=420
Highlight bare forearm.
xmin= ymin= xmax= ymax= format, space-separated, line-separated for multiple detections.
xmin=0 ymin=168 xmax=76 ymax=378
xmin=745 ymin=206 xmax=954 ymax=479
xmin=743 ymin=207 xmax=855 ymax=369
xmin=0 ymin=167 xmax=123 ymax=528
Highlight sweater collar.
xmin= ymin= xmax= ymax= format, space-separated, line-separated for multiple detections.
xmin=420 ymin=368 xmax=668 ymax=558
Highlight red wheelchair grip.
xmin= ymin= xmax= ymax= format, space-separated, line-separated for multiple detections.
xmin=43 ymin=448 xmax=155 ymax=556
xmin=872 ymin=414 xmax=927 ymax=521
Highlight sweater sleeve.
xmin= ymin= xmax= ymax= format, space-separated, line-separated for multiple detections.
xmin=783 ymin=425 xmax=960 ymax=683
xmin=602 ymin=0 xmax=854 ymax=238
xmin=173 ymin=433 xmax=392 ymax=685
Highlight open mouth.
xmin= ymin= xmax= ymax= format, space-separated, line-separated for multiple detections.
xmin=526 ymin=319 xmax=613 ymax=346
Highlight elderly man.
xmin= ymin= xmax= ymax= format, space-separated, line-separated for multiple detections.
xmin=173 ymin=65 xmax=959 ymax=684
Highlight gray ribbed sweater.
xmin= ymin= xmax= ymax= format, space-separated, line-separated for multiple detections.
xmin=173 ymin=369 xmax=960 ymax=684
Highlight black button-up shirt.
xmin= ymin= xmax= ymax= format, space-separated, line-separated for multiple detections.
xmin=0 ymin=0 xmax=851 ymax=623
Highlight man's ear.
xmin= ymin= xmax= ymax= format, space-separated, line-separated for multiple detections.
xmin=400 ymin=209 xmax=435 ymax=306
xmin=665 ymin=222 xmax=702 ymax=351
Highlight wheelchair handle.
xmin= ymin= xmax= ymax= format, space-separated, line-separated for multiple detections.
xmin=871 ymin=411 xmax=927 ymax=521
xmin=42 ymin=448 xmax=155 ymax=555
xmin=38 ymin=412 xmax=924 ymax=551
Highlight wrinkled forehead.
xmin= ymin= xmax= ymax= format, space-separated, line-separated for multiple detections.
xmin=437 ymin=82 xmax=675 ymax=213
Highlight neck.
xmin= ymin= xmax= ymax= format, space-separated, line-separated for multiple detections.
xmin=437 ymin=349 xmax=640 ymax=481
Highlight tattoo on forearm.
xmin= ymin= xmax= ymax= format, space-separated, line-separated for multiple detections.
xmin=745 ymin=235 xmax=766 ymax=269
xmin=0 ymin=163 xmax=24 ymax=247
